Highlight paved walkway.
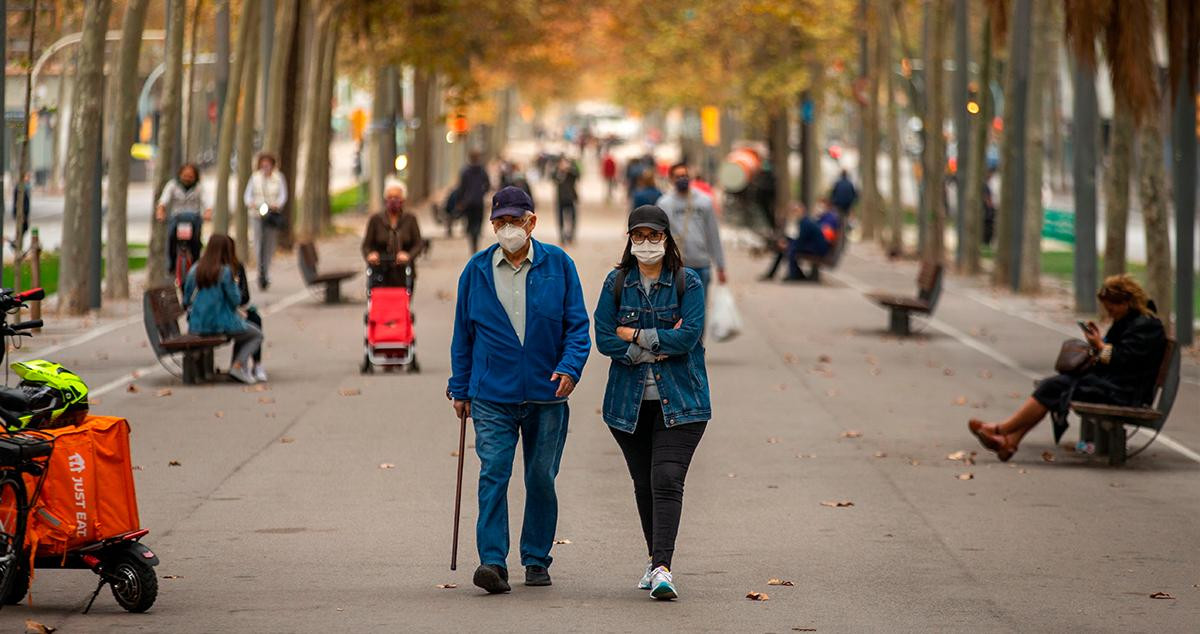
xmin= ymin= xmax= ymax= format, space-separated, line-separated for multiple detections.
xmin=0 ymin=165 xmax=1195 ymax=632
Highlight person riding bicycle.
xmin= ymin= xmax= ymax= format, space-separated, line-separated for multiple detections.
xmin=156 ymin=163 xmax=211 ymax=278
xmin=361 ymin=180 xmax=424 ymax=291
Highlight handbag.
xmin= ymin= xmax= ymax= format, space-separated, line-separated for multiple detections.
xmin=263 ymin=210 xmax=287 ymax=229
xmin=1054 ymin=338 xmax=1096 ymax=375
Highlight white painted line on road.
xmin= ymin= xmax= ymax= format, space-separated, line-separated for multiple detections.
xmin=90 ymin=288 xmax=313 ymax=398
xmin=830 ymin=269 xmax=1200 ymax=466
xmin=14 ymin=314 xmax=143 ymax=362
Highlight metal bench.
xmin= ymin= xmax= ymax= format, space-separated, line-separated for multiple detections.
xmin=142 ymin=287 xmax=229 ymax=384
xmin=865 ymin=261 xmax=944 ymax=335
xmin=793 ymin=226 xmax=848 ymax=282
xmin=1070 ymin=338 xmax=1180 ymax=466
xmin=298 ymin=242 xmax=356 ymax=303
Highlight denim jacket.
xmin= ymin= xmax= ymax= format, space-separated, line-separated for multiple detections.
xmin=183 ymin=265 xmax=249 ymax=335
xmin=593 ymin=266 xmax=710 ymax=432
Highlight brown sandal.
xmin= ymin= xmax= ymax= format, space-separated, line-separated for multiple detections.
xmin=968 ymin=420 xmax=1004 ymax=452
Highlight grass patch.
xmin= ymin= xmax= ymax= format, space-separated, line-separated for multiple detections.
xmin=331 ymin=185 xmax=365 ymax=216
xmin=3 ymin=243 xmax=149 ymax=296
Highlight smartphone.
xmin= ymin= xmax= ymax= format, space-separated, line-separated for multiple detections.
xmin=1077 ymin=320 xmax=1092 ymax=334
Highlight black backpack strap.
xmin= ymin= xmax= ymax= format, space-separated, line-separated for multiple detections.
xmin=612 ymin=269 xmax=628 ymax=312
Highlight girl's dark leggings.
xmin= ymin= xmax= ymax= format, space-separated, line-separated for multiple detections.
xmin=609 ymin=401 xmax=706 ymax=570
xmin=246 ymin=308 xmax=263 ymax=364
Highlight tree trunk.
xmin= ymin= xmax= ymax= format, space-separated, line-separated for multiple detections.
xmin=295 ymin=3 xmax=332 ymax=242
xmin=104 ymin=0 xmax=151 ymax=300
xmin=886 ymin=1 xmax=903 ymax=257
xmin=1102 ymin=100 xmax=1134 ymax=277
xmin=994 ymin=0 xmax=1032 ymax=288
xmin=58 ymin=0 xmax=112 ymax=314
xmin=409 ymin=68 xmax=432 ymax=203
xmin=861 ymin=5 xmax=880 ymax=241
xmin=962 ymin=13 xmax=992 ymax=275
xmin=801 ymin=59 xmax=824 ymax=212
xmin=213 ymin=0 xmax=260 ymax=233
xmin=276 ymin=1 xmax=304 ymax=249
xmin=368 ymin=65 xmax=391 ymax=215
xmin=317 ymin=17 xmax=339 ymax=234
xmin=1072 ymin=62 xmax=1100 ymax=314
xmin=262 ymin=0 xmax=298 ymax=156
xmin=235 ymin=0 xmax=262 ymax=261
xmin=923 ymin=0 xmax=949 ymax=263
xmin=1017 ymin=0 xmax=1055 ymax=293
xmin=952 ymin=0 xmax=970 ymax=265
xmin=148 ymin=0 xmax=187 ymax=288
xmin=183 ymin=0 xmax=204 ymax=161
xmin=769 ymin=105 xmax=791 ymax=228
xmin=13 ymin=1 xmax=38 ymax=269
xmin=1138 ymin=111 xmax=1173 ymax=325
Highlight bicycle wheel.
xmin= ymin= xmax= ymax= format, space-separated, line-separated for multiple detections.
xmin=0 ymin=477 xmax=27 ymax=610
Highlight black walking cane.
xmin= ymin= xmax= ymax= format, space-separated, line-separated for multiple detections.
xmin=451 ymin=407 xmax=467 ymax=571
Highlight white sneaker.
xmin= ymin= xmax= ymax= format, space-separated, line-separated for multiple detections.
xmin=253 ymin=366 xmax=268 ymax=383
xmin=638 ymin=560 xmax=654 ymax=590
xmin=229 ymin=366 xmax=256 ymax=384
xmin=648 ymin=566 xmax=677 ymax=600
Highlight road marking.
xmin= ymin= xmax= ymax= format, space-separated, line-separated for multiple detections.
xmin=830 ymin=269 xmax=1200 ymax=466
xmin=14 ymin=313 xmax=143 ymax=362
xmin=90 ymin=288 xmax=313 ymax=397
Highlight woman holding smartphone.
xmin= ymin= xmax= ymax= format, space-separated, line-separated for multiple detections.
xmin=968 ymin=274 xmax=1166 ymax=460
xmin=594 ymin=205 xmax=710 ymax=601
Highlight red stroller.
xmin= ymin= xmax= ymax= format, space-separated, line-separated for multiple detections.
xmin=360 ymin=261 xmax=418 ymax=373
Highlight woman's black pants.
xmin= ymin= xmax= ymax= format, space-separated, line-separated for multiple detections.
xmin=609 ymin=401 xmax=706 ymax=570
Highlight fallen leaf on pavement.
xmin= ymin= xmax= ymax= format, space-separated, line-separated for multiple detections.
xmin=865 ymin=355 xmax=878 ymax=365
xmin=978 ymin=369 xmax=993 ymax=379
xmin=792 ymin=629 xmax=817 ymax=632
xmin=450 ymin=451 xmax=460 ymax=457
xmin=956 ymin=472 xmax=974 ymax=480
xmin=1041 ymin=451 xmax=1055 ymax=463
xmin=943 ymin=368 xmax=955 ymax=376
xmin=242 ymin=384 xmax=269 ymax=393
xmin=768 ymin=579 xmax=795 ymax=586
xmin=840 ymin=430 xmax=863 ymax=439
xmin=279 ymin=437 xmax=295 ymax=444
xmin=1149 ymin=592 xmax=1175 ymax=600
xmin=783 ymin=353 xmax=798 ymax=364
xmin=727 ymin=473 xmax=737 ymax=478
xmin=554 ymin=539 xmax=572 ymax=545
xmin=131 ymin=370 xmax=144 ymax=378
xmin=1007 ymin=391 xmax=1022 ymax=399
xmin=214 ymin=411 xmax=225 ymax=418
xmin=24 ymin=619 xmax=57 ymax=634
xmin=258 ymin=397 xmax=276 ymax=405
xmin=338 ymin=388 xmax=362 ymax=397
xmin=168 ymin=460 xmax=181 ymax=467
xmin=162 ymin=575 xmax=183 ymax=580
xmin=870 ymin=367 xmax=882 ymax=376
xmin=436 ymin=584 xmax=458 ymax=589
xmin=953 ymin=396 xmax=968 ymax=406
xmin=1018 ymin=468 xmax=1028 ymax=474
xmin=873 ymin=451 xmax=887 ymax=458
xmin=946 ymin=450 xmax=977 ymax=465
xmin=746 ymin=591 xmax=770 ymax=601
xmin=825 ymin=388 xmax=840 ymax=397
xmin=796 ymin=453 xmax=816 ymax=459
xmin=767 ymin=437 xmax=781 ymax=444
xmin=435 ymin=289 xmax=453 ymax=301
xmin=909 ymin=459 xmax=921 ymax=466
xmin=126 ymin=384 xmax=140 ymax=393
xmin=155 ymin=388 xmax=173 ymax=397
xmin=1109 ymin=482 xmax=1123 ymax=488
xmin=820 ymin=500 xmax=854 ymax=508
xmin=817 ymin=354 xmax=832 ymax=363
xmin=379 ymin=463 xmax=395 ymax=470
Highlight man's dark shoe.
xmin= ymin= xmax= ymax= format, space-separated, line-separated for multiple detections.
xmin=525 ymin=565 xmax=552 ymax=586
xmin=473 ymin=564 xmax=511 ymax=594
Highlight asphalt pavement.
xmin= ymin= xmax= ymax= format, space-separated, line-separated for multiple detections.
xmin=0 ymin=170 xmax=1196 ymax=633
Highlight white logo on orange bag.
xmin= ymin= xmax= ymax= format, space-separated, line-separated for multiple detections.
xmin=68 ymin=452 xmax=85 ymax=473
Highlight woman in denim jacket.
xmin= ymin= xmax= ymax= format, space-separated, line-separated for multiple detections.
xmin=593 ymin=205 xmax=709 ymax=601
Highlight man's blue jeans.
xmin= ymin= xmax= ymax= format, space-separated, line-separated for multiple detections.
xmin=692 ymin=266 xmax=712 ymax=292
xmin=471 ymin=399 xmax=569 ymax=569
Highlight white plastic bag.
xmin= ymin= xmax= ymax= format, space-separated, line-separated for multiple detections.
xmin=708 ymin=285 xmax=743 ymax=342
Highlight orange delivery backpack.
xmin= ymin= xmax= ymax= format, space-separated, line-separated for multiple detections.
xmin=24 ymin=416 xmax=141 ymax=557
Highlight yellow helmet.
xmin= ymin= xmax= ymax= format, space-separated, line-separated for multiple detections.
xmin=9 ymin=359 xmax=89 ymax=430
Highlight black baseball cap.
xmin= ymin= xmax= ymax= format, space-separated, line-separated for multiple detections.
xmin=491 ymin=186 xmax=535 ymax=219
xmin=628 ymin=205 xmax=669 ymax=232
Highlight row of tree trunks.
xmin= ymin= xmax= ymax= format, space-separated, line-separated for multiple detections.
xmin=921 ymin=0 xmax=949 ymax=263
xmin=103 ymin=0 xmax=151 ymax=300
xmin=1017 ymin=0 xmax=1057 ymax=293
xmin=147 ymin=0 xmax=187 ymax=289
xmin=263 ymin=0 xmax=298 ymax=157
xmin=214 ymin=0 xmax=261 ymax=233
xmin=234 ymin=0 xmax=263 ymax=262
xmin=295 ymin=2 xmax=335 ymax=242
xmin=57 ymin=0 xmax=113 ymax=314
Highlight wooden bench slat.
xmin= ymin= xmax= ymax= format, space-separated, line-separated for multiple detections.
xmin=311 ymin=271 xmax=356 ymax=283
xmin=1070 ymin=401 xmax=1161 ymax=421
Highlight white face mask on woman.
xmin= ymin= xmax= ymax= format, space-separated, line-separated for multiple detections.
xmin=496 ymin=224 xmax=529 ymax=253
xmin=630 ymin=241 xmax=665 ymax=265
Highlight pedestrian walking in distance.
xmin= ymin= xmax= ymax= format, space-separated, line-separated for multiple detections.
xmin=656 ymin=163 xmax=727 ymax=290
xmin=243 ymin=153 xmax=288 ymax=290
xmin=456 ymin=150 xmax=492 ymax=254
xmin=447 ymin=186 xmax=592 ymax=594
xmin=554 ymin=156 xmax=580 ymax=245
xmin=593 ymin=204 xmax=710 ymax=601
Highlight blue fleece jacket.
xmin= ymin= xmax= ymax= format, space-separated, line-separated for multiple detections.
xmin=448 ymin=239 xmax=591 ymax=404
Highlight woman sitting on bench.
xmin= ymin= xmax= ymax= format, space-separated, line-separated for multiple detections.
xmin=761 ymin=200 xmax=841 ymax=281
xmin=183 ymin=235 xmax=264 ymax=385
xmin=968 ymin=275 xmax=1165 ymax=461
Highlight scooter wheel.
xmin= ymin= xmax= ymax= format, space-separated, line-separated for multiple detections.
xmin=2 ymin=560 xmax=29 ymax=605
xmin=109 ymin=552 xmax=158 ymax=613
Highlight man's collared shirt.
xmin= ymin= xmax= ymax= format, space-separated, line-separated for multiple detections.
xmin=493 ymin=242 xmax=535 ymax=345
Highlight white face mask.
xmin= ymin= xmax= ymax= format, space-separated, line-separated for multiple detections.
xmin=496 ymin=224 xmax=529 ymax=253
xmin=630 ymin=241 xmax=665 ymax=265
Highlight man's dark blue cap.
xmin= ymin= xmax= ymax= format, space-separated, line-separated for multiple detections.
xmin=491 ymin=186 xmax=535 ymax=219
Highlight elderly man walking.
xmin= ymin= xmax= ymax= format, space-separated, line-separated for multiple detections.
xmin=447 ymin=186 xmax=591 ymax=594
